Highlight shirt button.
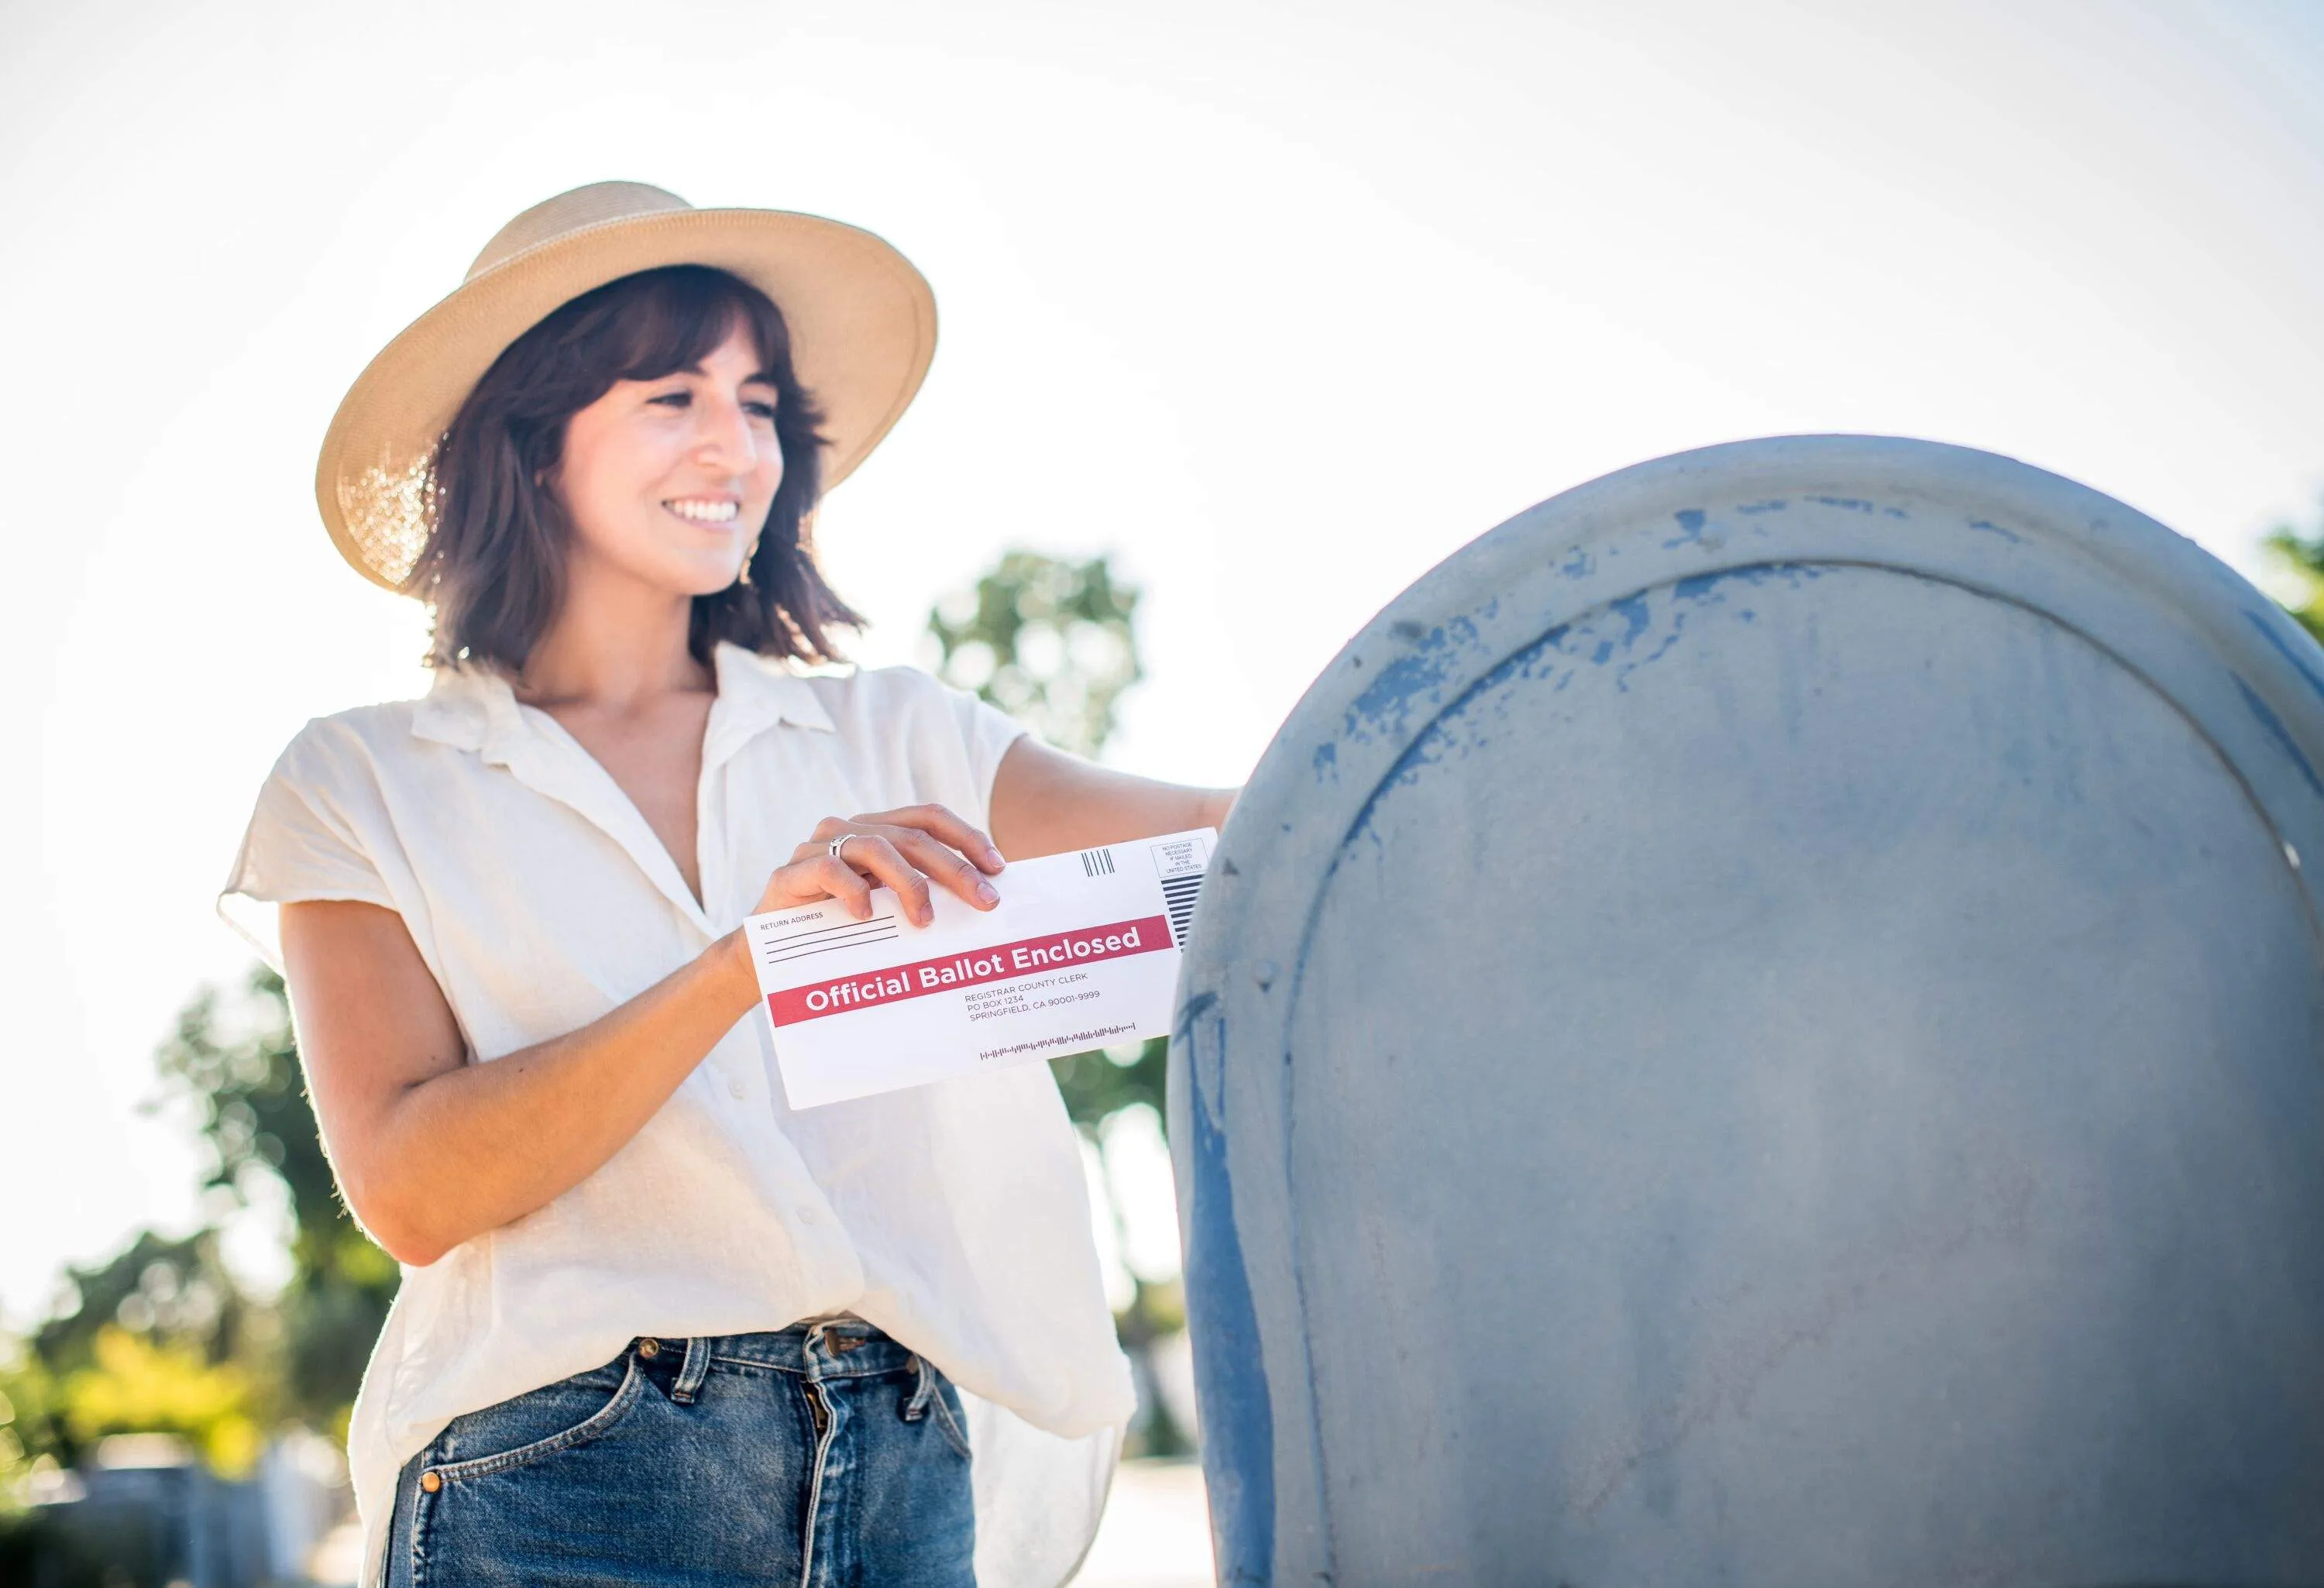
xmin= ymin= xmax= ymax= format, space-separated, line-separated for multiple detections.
xmin=798 ymin=1207 xmax=820 ymax=1226
xmin=729 ymin=1078 xmax=747 ymax=1100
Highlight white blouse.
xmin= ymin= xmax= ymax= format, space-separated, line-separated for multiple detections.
xmin=221 ymin=642 xmax=1135 ymax=1588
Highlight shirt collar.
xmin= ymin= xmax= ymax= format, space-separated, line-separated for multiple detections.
xmin=409 ymin=641 xmax=836 ymax=763
xmin=704 ymin=641 xmax=836 ymax=771
xmin=407 ymin=643 xmax=839 ymax=935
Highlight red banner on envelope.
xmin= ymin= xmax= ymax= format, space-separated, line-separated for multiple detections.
xmin=766 ymin=914 xmax=1173 ymax=1027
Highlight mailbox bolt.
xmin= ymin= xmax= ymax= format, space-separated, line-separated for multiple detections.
xmin=1253 ymin=959 xmax=1277 ymax=990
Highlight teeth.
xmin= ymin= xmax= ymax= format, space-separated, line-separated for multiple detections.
xmin=665 ymin=499 xmax=739 ymax=523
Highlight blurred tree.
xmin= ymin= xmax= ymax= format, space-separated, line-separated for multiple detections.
xmin=2265 ymin=500 xmax=2324 ymax=645
xmin=12 ymin=964 xmax=401 ymax=1480
xmin=926 ymin=549 xmax=1190 ymax=1455
xmin=61 ymin=1328 xmax=261 ymax=1477
xmin=1047 ymin=1040 xmax=1169 ymax=1139
xmin=151 ymin=967 xmax=397 ymax=1437
xmin=32 ymin=1232 xmax=243 ymax=1380
xmin=0 ymin=1331 xmax=63 ymax=1497
xmin=927 ymin=550 xmax=1143 ymax=761
xmin=23 ymin=1230 xmax=257 ymax=1473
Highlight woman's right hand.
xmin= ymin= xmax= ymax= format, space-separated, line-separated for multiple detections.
xmin=755 ymin=805 xmax=1007 ymax=927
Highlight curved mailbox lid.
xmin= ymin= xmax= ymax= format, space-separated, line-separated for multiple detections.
xmin=1170 ymin=435 xmax=2324 ymax=1586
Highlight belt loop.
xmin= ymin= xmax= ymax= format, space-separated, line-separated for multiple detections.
xmin=902 ymin=1352 xmax=936 ymax=1421
xmin=672 ymin=1336 xmax=710 ymax=1404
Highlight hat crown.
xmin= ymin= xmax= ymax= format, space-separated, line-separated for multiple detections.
xmin=465 ymin=181 xmax=694 ymax=282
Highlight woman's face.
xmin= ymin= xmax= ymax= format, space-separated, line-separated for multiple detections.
xmin=552 ymin=320 xmax=785 ymax=597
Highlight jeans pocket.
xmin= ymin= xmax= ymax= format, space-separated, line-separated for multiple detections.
xmin=425 ymin=1352 xmax=647 ymax=1483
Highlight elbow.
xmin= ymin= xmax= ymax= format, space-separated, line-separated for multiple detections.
xmin=373 ymin=1225 xmax=450 ymax=1270
xmin=340 ymin=1167 xmax=454 ymax=1269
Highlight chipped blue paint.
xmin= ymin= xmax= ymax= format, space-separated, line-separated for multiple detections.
xmin=1663 ymin=509 xmax=1710 ymax=549
xmin=2234 ymin=676 xmax=2324 ymax=801
xmin=1561 ymin=546 xmax=1597 ymax=579
xmin=1348 ymin=565 xmax=1841 ymax=834
xmin=1968 ymin=518 xmax=2023 ymax=545
xmin=1675 ymin=563 xmax=1829 ymax=603
xmin=1738 ymin=499 xmax=1789 ymax=515
xmin=1339 ymin=614 xmax=1487 ymax=744
xmin=1808 ymin=494 xmax=1875 ymax=513
xmin=2243 ymin=609 xmax=2324 ymax=707
xmin=1177 ymin=992 xmax=1275 ymax=1586
xmin=1311 ymin=741 xmax=1339 ymax=782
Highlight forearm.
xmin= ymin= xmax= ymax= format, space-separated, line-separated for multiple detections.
xmin=989 ymin=739 xmax=1238 ymax=859
xmin=352 ymin=932 xmax=759 ymax=1263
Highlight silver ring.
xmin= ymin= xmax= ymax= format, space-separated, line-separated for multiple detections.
xmin=829 ymin=833 xmax=856 ymax=864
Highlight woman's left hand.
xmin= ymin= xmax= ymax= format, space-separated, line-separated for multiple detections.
xmin=766 ymin=805 xmax=1008 ymax=926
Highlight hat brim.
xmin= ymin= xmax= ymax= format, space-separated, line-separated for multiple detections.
xmin=315 ymin=206 xmax=937 ymax=591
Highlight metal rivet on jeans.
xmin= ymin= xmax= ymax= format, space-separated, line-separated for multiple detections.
xmin=638 ymin=1338 xmax=661 ymax=1359
xmin=420 ymin=1470 xmax=442 ymax=1493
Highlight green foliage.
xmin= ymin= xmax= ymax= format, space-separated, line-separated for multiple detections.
xmin=0 ymin=1333 xmax=63 ymax=1503
xmin=9 ymin=968 xmax=394 ymax=1479
xmin=32 ymin=1231 xmax=243 ymax=1380
xmin=926 ymin=550 xmax=1143 ymax=761
xmin=21 ymin=1230 xmax=256 ymax=1476
xmin=1049 ymin=1040 xmax=1169 ymax=1141
xmin=61 ymin=1328 xmax=262 ymax=1477
xmin=150 ymin=966 xmax=396 ymax=1435
xmin=2264 ymin=500 xmax=2324 ymax=645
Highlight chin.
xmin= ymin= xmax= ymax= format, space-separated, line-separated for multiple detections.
xmin=676 ymin=566 xmax=747 ymax=600
xmin=638 ymin=548 xmax=749 ymax=598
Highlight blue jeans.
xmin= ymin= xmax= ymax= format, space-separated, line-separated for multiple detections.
xmin=381 ymin=1320 xmax=976 ymax=1586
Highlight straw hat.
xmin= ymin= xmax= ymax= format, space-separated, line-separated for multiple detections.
xmin=315 ymin=180 xmax=937 ymax=591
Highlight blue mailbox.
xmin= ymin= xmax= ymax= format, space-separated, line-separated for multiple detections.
xmin=1171 ymin=436 xmax=2324 ymax=1586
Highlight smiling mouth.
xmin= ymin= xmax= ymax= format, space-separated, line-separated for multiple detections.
xmin=663 ymin=499 xmax=741 ymax=525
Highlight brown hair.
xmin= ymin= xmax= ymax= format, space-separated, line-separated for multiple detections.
xmin=407 ymin=264 xmax=861 ymax=671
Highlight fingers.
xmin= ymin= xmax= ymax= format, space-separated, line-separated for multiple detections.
xmin=881 ymin=827 xmax=1002 ymax=913
xmin=774 ymin=807 xmax=1003 ymax=926
xmin=792 ymin=855 xmax=871 ymax=920
xmin=830 ymin=836 xmax=935 ymax=926
xmin=850 ymin=803 xmax=1006 ymax=875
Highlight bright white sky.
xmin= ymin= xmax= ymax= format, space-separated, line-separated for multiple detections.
xmin=5 ymin=0 xmax=2322 ymax=1320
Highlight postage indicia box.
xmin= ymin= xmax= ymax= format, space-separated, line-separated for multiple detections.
xmin=743 ymin=829 xmax=1214 ymax=1109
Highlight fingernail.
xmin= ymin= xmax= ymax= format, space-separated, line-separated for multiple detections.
xmin=975 ymin=881 xmax=999 ymax=906
xmin=985 ymin=847 xmax=1006 ymax=870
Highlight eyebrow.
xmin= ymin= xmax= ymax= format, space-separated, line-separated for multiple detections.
xmin=672 ymin=363 xmax=779 ymax=387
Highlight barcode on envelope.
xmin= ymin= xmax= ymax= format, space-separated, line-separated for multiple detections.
xmin=1161 ymin=872 xmax=1203 ymax=948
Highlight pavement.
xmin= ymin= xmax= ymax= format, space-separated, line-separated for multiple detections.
xmin=1067 ymin=1458 xmax=1216 ymax=1588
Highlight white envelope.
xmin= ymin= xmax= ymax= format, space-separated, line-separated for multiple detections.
xmin=744 ymin=829 xmax=1215 ymax=1109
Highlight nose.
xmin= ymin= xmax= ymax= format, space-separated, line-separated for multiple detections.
xmin=693 ymin=390 xmax=761 ymax=475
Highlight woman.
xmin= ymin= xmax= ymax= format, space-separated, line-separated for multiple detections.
xmin=223 ymin=181 xmax=1235 ymax=1586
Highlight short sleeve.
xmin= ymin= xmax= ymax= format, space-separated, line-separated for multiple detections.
xmin=936 ymin=678 xmax=1033 ymax=811
xmin=218 ymin=720 xmax=399 ymax=969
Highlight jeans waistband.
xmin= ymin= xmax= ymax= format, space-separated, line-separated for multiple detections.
xmin=633 ymin=1318 xmax=916 ymax=1380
